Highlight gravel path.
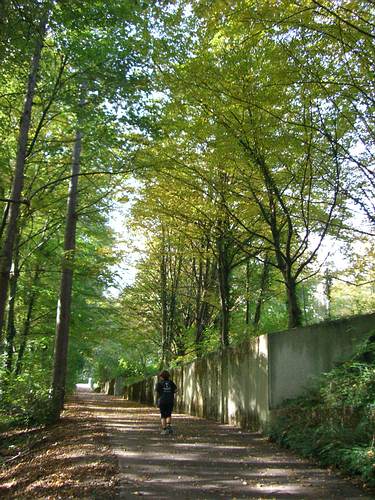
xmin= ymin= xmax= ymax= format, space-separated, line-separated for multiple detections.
xmin=78 ymin=390 xmax=373 ymax=499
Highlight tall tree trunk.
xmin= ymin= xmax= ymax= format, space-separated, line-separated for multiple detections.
xmin=0 ymin=12 xmax=47 ymax=339
xmin=285 ymin=272 xmax=302 ymax=328
xmin=253 ymin=255 xmax=269 ymax=327
xmin=194 ymin=258 xmax=203 ymax=347
xmin=271 ymin=228 xmax=302 ymax=329
xmin=5 ymin=228 xmax=20 ymax=372
xmin=217 ymin=235 xmax=231 ymax=347
xmin=166 ymin=253 xmax=182 ymax=358
xmin=325 ymin=268 xmax=332 ymax=319
xmin=51 ymin=123 xmax=82 ymax=418
xmin=195 ymin=257 xmax=215 ymax=353
xmin=159 ymin=226 xmax=168 ymax=367
xmin=15 ymin=265 xmax=41 ymax=376
xmin=195 ymin=258 xmax=208 ymax=352
xmin=0 ymin=202 xmax=10 ymax=243
xmin=245 ymin=259 xmax=251 ymax=325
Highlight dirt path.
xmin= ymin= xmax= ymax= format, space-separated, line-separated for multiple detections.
xmin=79 ymin=391 xmax=372 ymax=499
xmin=1 ymin=390 xmax=373 ymax=499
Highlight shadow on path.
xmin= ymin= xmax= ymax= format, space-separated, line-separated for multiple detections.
xmin=75 ymin=390 xmax=372 ymax=499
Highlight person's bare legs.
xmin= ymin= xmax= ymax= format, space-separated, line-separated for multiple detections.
xmin=161 ymin=416 xmax=172 ymax=428
xmin=160 ymin=416 xmax=173 ymax=434
xmin=165 ymin=416 xmax=173 ymax=433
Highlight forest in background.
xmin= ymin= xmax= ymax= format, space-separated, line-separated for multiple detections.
xmin=0 ymin=0 xmax=374 ymax=425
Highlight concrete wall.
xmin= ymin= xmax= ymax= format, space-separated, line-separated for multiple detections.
xmin=268 ymin=313 xmax=375 ymax=408
xmin=104 ymin=378 xmax=115 ymax=395
xmin=114 ymin=377 xmax=125 ymax=396
xmin=124 ymin=335 xmax=269 ymax=429
xmin=122 ymin=312 xmax=375 ymax=431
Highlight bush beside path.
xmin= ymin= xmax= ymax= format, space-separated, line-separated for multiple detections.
xmin=1 ymin=390 xmax=374 ymax=499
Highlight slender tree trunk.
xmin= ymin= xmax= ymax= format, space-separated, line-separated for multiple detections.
xmin=51 ymin=123 xmax=82 ymax=418
xmin=325 ymin=268 xmax=332 ymax=319
xmin=217 ymin=235 xmax=231 ymax=347
xmin=253 ymin=255 xmax=269 ymax=327
xmin=5 ymin=228 xmax=20 ymax=372
xmin=194 ymin=258 xmax=203 ymax=348
xmin=15 ymin=265 xmax=41 ymax=376
xmin=194 ymin=259 xmax=207 ymax=353
xmin=0 ymin=202 xmax=10 ymax=243
xmin=194 ymin=254 xmax=210 ymax=340
xmin=166 ymin=253 xmax=182 ymax=358
xmin=195 ymin=257 xmax=216 ymax=351
xmin=0 ymin=13 xmax=47 ymax=339
xmin=245 ymin=259 xmax=251 ymax=325
xmin=196 ymin=299 xmax=211 ymax=354
xmin=160 ymin=226 xmax=168 ymax=367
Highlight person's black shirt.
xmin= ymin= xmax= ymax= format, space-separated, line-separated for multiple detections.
xmin=156 ymin=379 xmax=177 ymax=403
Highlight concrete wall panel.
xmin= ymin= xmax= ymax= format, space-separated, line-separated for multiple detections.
xmin=268 ymin=313 xmax=375 ymax=408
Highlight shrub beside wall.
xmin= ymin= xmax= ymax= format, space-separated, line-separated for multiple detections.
xmin=269 ymin=336 xmax=375 ymax=487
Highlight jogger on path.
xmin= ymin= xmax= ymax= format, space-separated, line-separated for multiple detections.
xmin=155 ymin=370 xmax=177 ymax=435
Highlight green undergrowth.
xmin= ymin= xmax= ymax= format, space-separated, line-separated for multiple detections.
xmin=0 ymin=371 xmax=54 ymax=432
xmin=269 ymin=334 xmax=375 ymax=487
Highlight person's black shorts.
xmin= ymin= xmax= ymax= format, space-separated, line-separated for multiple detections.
xmin=159 ymin=400 xmax=174 ymax=418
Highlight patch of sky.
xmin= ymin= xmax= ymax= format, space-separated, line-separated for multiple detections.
xmin=106 ymin=177 xmax=145 ymax=297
